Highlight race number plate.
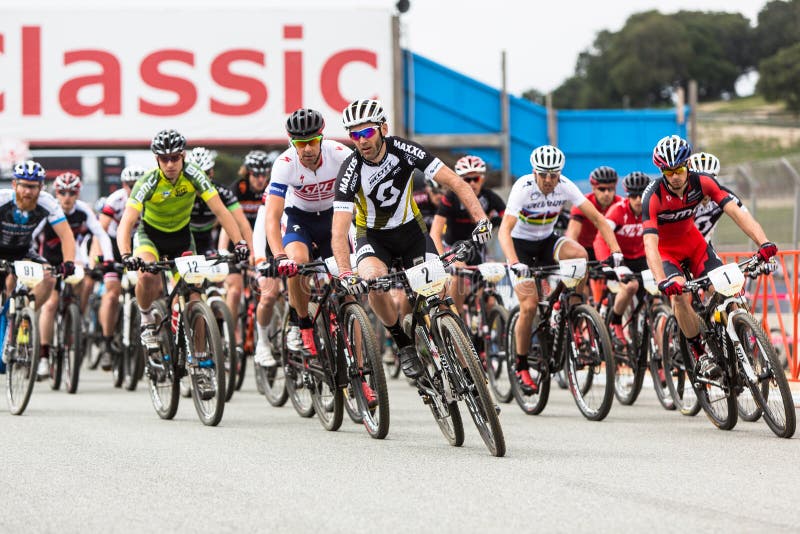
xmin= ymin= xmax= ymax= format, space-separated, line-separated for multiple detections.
xmin=477 ymin=262 xmax=507 ymax=283
xmin=174 ymin=255 xmax=229 ymax=284
xmin=607 ymin=266 xmax=633 ymax=294
xmin=14 ymin=261 xmax=44 ymax=288
xmin=708 ymin=263 xmax=745 ymax=297
xmin=559 ymin=258 xmax=587 ymax=288
xmin=641 ymin=269 xmax=659 ymax=296
xmin=406 ymin=257 xmax=450 ymax=296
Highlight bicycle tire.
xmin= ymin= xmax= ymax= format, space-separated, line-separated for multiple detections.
xmin=685 ymin=333 xmax=737 ymax=431
xmin=256 ymin=303 xmax=288 ymax=407
xmin=506 ymin=306 xmax=551 ymax=415
xmin=647 ymin=304 xmax=676 ymax=411
xmin=110 ymin=305 xmax=126 ymax=389
xmin=437 ymin=314 xmax=505 ymax=457
xmin=83 ymin=294 xmax=102 ymax=370
xmin=146 ymin=300 xmax=179 ymax=420
xmin=63 ymin=303 xmax=82 ymax=394
xmin=283 ymin=307 xmax=315 ymax=418
xmin=123 ymin=305 xmax=144 ymax=391
xmin=608 ymin=303 xmax=645 ymax=406
xmin=185 ymin=301 xmax=226 ymax=426
xmin=565 ymin=304 xmax=615 ymax=421
xmin=6 ymin=307 xmax=39 ymax=415
xmin=342 ymin=302 xmax=389 ymax=439
xmin=48 ymin=324 xmax=63 ymax=391
xmin=662 ymin=314 xmax=701 ymax=416
xmin=209 ymin=298 xmax=237 ymax=403
xmin=732 ymin=312 xmax=795 ymax=438
xmin=485 ymin=306 xmax=513 ymax=403
xmin=308 ymin=302 xmax=343 ymax=432
xmin=235 ymin=310 xmax=249 ymax=391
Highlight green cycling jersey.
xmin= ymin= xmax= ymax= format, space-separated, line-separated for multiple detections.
xmin=127 ymin=162 xmax=218 ymax=233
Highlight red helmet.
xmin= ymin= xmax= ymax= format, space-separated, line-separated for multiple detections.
xmin=454 ymin=155 xmax=487 ymax=176
xmin=54 ymin=172 xmax=82 ymax=193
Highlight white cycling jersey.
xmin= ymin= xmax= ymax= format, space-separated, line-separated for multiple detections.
xmin=100 ymin=188 xmax=129 ymax=238
xmin=505 ymin=174 xmax=586 ymax=241
xmin=268 ymin=140 xmax=352 ymax=213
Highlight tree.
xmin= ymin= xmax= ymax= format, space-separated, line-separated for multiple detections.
xmin=753 ymin=0 xmax=800 ymax=62
xmin=757 ymin=42 xmax=800 ymax=113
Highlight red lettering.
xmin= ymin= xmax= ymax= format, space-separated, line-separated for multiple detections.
xmin=22 ymin=26 xmax=41 ymax=116
xmin=59 ymin=50 xmax=121 ymax=116
xmin=283 ymin=25 xmax=303 ymax=39
xmin=320 ymin=49 xmax=378 ymax=112
xmin=209 ymin=50 xmax=267 ymax=116
xmin=138 ymin=50 xmax=196 ymax=116
xmin=284 ymin=51 xmax=303 ymax=113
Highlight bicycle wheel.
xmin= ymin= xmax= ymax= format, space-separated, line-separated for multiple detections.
xmin=186 ymin=301 xmax=226 ymax=426
xmin=234 ymin=310 xmax=249 ymax=392
xmin=123 ymin=305 xmax=144 ymax=391
xmin=48 ymin=322 xmax=63 ymax=391
xmin=437 ymin=314 xmax=505 ymax=457
xmin=209 ymin=298 xmax=237 ymax=403
xmin=485 ymin=306 xmax=512 ymax=403
xmin=687 ymin=333 xmax=737 ymax=431
xmin=647 ymin=304 xmax=676 ymax=411
xmin=308 ymin=303 xmax=343 ymax=432
xmin=565 ymin=304 xmax=615 ymax=421
xmin=83 ymin=294 xmax=102 ymax=370
xmin=374 ymin=310 xmax=401 ymax=380
xmin=610 ymin=305 xmax=645 ymax=406
xmin=662 ymin=314 xmax=700 ymax=416
xmin=256 ymin=304 xmax=288 ymax=407
xmin=505 ymin=306 xmax=551 ymax=415
xmin=283 ymin=310 xmax=315 ymax=418
xmin=733 ymin=313 xmax=795 ymax=438
xmin=63 ymin=303 xmax=82 ymax=394
xmin=342 ymin=302 xmax=389 ymax=439
xmin=6 ymin=307 xmax=39 ymax=415
xmin=146 ymin=300 xmax=179 ymax=420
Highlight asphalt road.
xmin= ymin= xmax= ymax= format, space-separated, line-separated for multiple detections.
xmin=1 ymin=367 xmax=798 ymax=533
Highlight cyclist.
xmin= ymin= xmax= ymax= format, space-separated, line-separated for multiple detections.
xmin=643 ymin=135 xmax=776 ymax=379
xmin=412 ymin=169 xmax=440 ymax=230
xmin=430 ymin=154 xmax=505 ymax=312
xmin=566 ymin=166 xmax=622 ymax=262
xmin=115 ymin=129 xmax=250 ymax=355
xmin=222 ymin=150 xmax=272 ymax=342
xmin=36 ymin=173 xmax=116 ymax=370
xmin=593 ymin=171 xmax=650 ymax=347
xmin=186 ymin=147 xmax=251 ymax=255
xmin=264 ymin=108 xmax=352 ymax=366
xmin=0 ymin=161 xmax=76 ymax=377
xmin=687 ymin=151 xmax=745 ymax=242
xmin=498 ymin=145 xmax=623 ymax=393
xmin=331 ymin=98 xmax=493 ymax=379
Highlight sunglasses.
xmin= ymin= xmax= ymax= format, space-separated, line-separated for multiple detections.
xmin=57 ymin=190 xmax=78 ymax=197
xmin=463 ymin=176 xmax=482 ymax=183
xmin=348 ymin=125 xmax=380 ymax=141
xmin=596 ymin=187 xmax=615 ymax=193
xmin=157 ymin=154 xmax=183 ymax=163
xmin=662 ymin=165 xmax=687 ymax=177
xmin=628 ymin=193 xmax=642 ymax=199
xmin=537 ymin=171 xmax=560 ymax=179
xmin=291 ymin=135 xmax=323 ymax=149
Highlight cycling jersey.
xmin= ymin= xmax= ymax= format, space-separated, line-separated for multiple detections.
xmin=412 ymin=171 xmax=437 ymax=229
xmin=35 ymin=199 xmax=113 ymax=265
xmin=127 ymin=162 xmax=218 ymax=233
xmin=101 ymin=188 xmax=128 ymax=238
xmin=693 ymin=185 xmax=743 ymax=240
xmin=505 ymin=174 xmax=586 ymax=241
xmin=593 ymin=199 xmax=644 ymax=260
xmin=570 ymin=191 xmax=622 ymax=248
xmin=437 ymin=188 xmax=505 ymax=245
xmin=190 ymin=182 xmax=239 ymax=233
xmin=269 ymin=140 xmax=352 ymax=213
xmin=233 ymin=179 xmax=266 ymax=228
xmin=0 ymin=189 xmax=66 ymax=256
xmin=333 ymin=136 xmax=443 ymax=233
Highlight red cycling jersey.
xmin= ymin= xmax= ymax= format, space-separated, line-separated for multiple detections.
xmin=593 ymin=198 xmax=644 ymax=261
xmin=570 ymin=192 xmax=622 ymax=248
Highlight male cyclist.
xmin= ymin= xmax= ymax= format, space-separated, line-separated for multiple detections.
xmin=36 ymin=173 xmax=116 ymax=370
xmin=593 ymin=172 xmax=650 ymax=348
xmin=116 ymin=129 xmax=249 ymax=356
xmin=498 ymin=145 xmax=623 ymax=393
xmin=687 ymin=152 xmax=745 ymax=242
xmin=566 ymin=166 xmax=622 ymax=262
xmin=643 ymin=135 xmax=776 ymax=379
xmin=331 ymin=99 xmax=492 ymax=379
xmin=264 ymin=108 xmax=352 ymax=365
xmin=0 ymin=161 xmax=76 ymax=377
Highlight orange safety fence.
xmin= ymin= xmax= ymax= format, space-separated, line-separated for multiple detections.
xmin=718 ymin=251 xmax=800 ymax=381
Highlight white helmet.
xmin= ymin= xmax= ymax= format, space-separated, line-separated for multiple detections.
xmin=530 ymin=145 xmax=565 ymax=173
xmin=454 ymin=155 xmax=487 ymax=176
xmin=342 ymin=99 xmax=386 ymax=129
xmin=186 ymin=147 xmax=216 ymax=172
xmin=121 ymin=165 xmax=147 ymax=187
xmin=688 ymin=152 xmax=720 ymax=176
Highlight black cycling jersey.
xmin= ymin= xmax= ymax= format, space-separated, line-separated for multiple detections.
xmin=334 ymin=135 xmax=444 ymax=236
xmin=190 ymin=182 xmax=239 ymax=233
xmin=0 ymin=189 xmax=66 ymax=257
xmin=437 ymin=188 xmax=505 ymax=244
xmin=38 ymin=201 xmax=97 ymax=264
xmin=233 ymin=179 xmax=266 ymax=228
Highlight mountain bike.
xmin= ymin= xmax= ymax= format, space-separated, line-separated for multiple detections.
xmin=370 ymin=241 xmax=505 ymax=456
xmin=48 ymin=269 xmax=84 ymax=394
xmin=507 ymin=258 xmax=615 ymax=421
xmin=137 ymin=254 xmax=230 ymax=426
xmin=668 ymin=256 xmax=795 ymax=437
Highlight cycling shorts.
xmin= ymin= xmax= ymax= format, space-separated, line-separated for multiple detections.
xmin=512 ymin=233 xmax=567 ymax=268
xmin=660 ymin=231 xmax=721 ymax=281
xmin=355 ymin=220 xmax=437 ymax=270
xmin=134 ymin=221 xmax=195 ymax=261
xmin=283 ymin=207 xmax=334 ymax=260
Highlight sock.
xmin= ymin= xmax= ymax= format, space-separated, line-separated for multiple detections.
xmin=515 ymin=353 xmax=528 ymax=369
xmin=257 ymin=323 xmax=269 ymax=345
xmin=139 ymin=306 xmax=155 ymax=324
xmin=41 ymin=345 xmax=50 ymax=359
xmin=288 ymin=306 xmax=299 ymax=325
xmin=385 ymin=319 xmax=411 ymax=348
xmin=299 ymin=315 xmax=313 ymax=330
xmin=609 ymin=311 xmax=622 ymax=325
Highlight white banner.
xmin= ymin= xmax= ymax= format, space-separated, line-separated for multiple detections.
xmin=0 ymin=7 xmax=393 ymax=144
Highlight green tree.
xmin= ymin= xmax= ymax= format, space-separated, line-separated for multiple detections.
xmin=757 ymin=42 xmax=800 ymax=113
xmin=753 ymin=0 xmax=800 ymax=62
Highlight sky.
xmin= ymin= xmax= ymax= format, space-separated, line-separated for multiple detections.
xmin=393 ymin=0 xmax=768 ymax=95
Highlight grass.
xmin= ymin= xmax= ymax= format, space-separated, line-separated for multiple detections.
xmin=715 ymin=204 xmax=796 ymax=251
xmin=706 ymin=135 xmax=800 ymax=165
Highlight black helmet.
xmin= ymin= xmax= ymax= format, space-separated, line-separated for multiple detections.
xmin=589 ymin=166 xmax=618 ymax=185
xmin=623 ymin=171 xmax=651 ymax=195
xmin=244 ymin=150 xmax=273 ymax=174
xmin=151 ymin=129 xmax=186 ymax=155
xmin=286 ymin=108 xmax=325 ymax=138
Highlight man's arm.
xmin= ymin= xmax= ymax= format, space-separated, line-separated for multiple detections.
xmin=230 ymin=206 xmax=253 ymax=253
xmin=643 ymin=233 xmax=666 ymax=282
xmin=580 ymin=202 xmax=621 ymax=253
xmin=722 ymin=201 xmax=768 ymax=246
xmin=207 ymin=195 xmax=244 ymax=244
xmin=331 ymin=211 xmax=353 ymax=273
xmin=433 ymin=167 xmax=487 ymax=222
xmin=116 ymin=206 xmax=140 ymax=256
xmin=498 ymin=214 xmax=520 ymax=264
xmin=565 ymin=219 xmax=582 ymax=241
xmin=52 ymin=220 xmax=76 ymax=263
xmin=429 ymin=215 xmax=447 ymax=255
xmin=265 ymin=194 xmax=287 ymax=256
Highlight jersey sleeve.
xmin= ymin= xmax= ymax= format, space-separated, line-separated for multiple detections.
xmin=570 ymin=203 xmax=587 ymax=223
xmin=216 ymin=184 xmax=240 ymax=211
xmin=561 ymin=177 xmax=588 ymax=208
xmin=267 ymin=153 xmax=293 ymax=199
xmin=38 ymin=192 xmax=67 ymax=225
xmin=504 ymin=179 xmax=526 ymax=218
xmin=390 ymin=137 xmax=443 ymax=180
xmin=127 ymin=170 xmax=158 ymax=212
xmin=80 ymin=201 xmax=114 ymax=260
xmin=699 ymin=174 xmax=731 ymax=207
xmin=333 ymin=153 xmax=359 ymax=212
xmin=184 ymin=163 xmax=218 ymax=202
xmin=641 ymin=180 xmax=660 ymax=235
